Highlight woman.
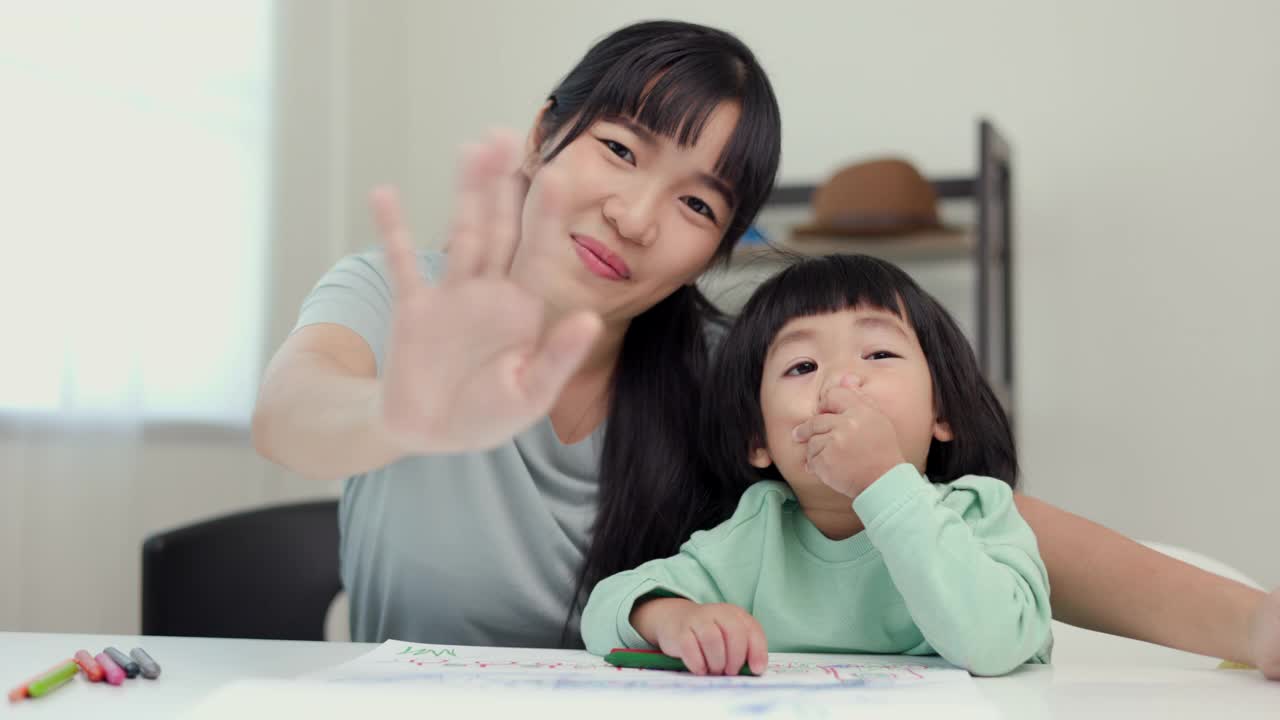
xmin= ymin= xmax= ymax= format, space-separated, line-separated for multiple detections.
xmin=252 ymin=20 xmax=1277 ymax=675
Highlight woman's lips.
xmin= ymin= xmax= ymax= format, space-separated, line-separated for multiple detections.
xmin=571 ymin=234 xmax=631 ymax=280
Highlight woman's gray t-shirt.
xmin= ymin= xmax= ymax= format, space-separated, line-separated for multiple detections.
xmin=293 ymin=250 xmax=602 ymax=647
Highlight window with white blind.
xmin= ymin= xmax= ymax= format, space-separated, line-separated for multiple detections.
xmin=0 ymin=2 xmax=272 ymax=425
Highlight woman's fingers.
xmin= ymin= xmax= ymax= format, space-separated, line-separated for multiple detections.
xmin=514 ymin=159 xmax=570 ymax=279
xmin=445 ymin=132 xmax=526 ymax=282
xmin=442 ymin=144 xmax=492 ymax=282
xmin=480 ymin=130 xmax=524 ymax=276
xmin=371 ymin=186 xmax=423 ymax=299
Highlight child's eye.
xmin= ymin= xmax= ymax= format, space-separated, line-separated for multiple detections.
xmin=866 ymin=351 xmax=900 ymax=360
xmin=599 ymin=139 xmax=635 ymax=165
xmin=682 ymin=196 xmax=719 ymax=223
xmin=784 ymin=361 xmax=817 ymax=376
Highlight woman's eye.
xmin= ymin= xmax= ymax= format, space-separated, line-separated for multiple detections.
xmin=600 ymin=139 xmax=635 ymax=165
xmin=784 ymin=361 xmax=817 ymax=376
xmin=866 ymin=351 xmax=900 ymax=360
xmin=683 ymin=196 xmax=718 ymax=223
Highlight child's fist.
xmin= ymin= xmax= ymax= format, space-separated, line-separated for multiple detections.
xmin=793 ymin=374 xmax=906 ymax=499
xmin=633 ymin=598 xmax=769 ymax=676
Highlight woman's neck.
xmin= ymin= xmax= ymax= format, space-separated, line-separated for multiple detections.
xmin=547 ymin=319 xmax=627 ymax=445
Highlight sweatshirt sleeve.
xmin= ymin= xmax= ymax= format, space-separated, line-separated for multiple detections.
xmin=852 ymin=464 xmax=1052 ymax=676
xmin=579 ymin=482 xmax=784 ymax=656
xmin=578 ymin=545 xmax=730 ymax=656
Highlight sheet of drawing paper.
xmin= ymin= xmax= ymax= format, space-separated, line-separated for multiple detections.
xmin=190 ymin=640 xmax=1002 ymax=718
xmin=186 ymin=678 xmax=1002 ymax=720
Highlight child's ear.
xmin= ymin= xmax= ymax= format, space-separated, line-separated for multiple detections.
xmin=933 ymin=418 xmax=954 ymax=443
xmin=749 ymin=445 xmax=773 ymax=469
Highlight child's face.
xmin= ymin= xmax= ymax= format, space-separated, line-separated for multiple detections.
xmin=749 ymin=306 xmax=952 ymax=490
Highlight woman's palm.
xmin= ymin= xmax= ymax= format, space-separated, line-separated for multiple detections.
xmin=374 ymin=134 xmax=601 ymax=453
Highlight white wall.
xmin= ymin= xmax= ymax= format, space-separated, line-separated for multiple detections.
xmin=5 ymin=0 xmax=1275 ymax=635
xmin=386 ymin=0 xmax=1279 ymax=587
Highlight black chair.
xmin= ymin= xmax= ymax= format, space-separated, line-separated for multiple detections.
xmin=141 ymin=499 xmax=341 ymax=640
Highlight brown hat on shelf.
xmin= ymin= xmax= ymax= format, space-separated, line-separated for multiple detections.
xmin=793 ymin=157 xmax=952 ymax=238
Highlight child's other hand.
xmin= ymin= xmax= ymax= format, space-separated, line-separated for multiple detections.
xmin=636 ymin=598 xmax=768 ymax=676
xmin=1250 ymin=587 xmax=1280 ymax=680
xmin=794 ymin=374 xmax=906 ymax=499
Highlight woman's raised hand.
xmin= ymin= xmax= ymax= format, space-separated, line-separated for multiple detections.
xmin=373 ymin=132 xmax=602 ymax=454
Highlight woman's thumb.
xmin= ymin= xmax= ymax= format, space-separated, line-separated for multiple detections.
xmin=519 ymin=311 xmax=603 ymax=409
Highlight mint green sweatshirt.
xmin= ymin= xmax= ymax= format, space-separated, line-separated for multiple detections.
xmin=581 ymin=464 xmax=1053 ymax=676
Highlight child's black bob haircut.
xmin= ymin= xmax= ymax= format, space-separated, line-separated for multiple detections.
xmin=702 ymin=253 xmax=1018 ymax=498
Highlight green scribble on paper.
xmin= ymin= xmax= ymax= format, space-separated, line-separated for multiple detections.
xmin=397 ymin=645 xmax=458 ymax=657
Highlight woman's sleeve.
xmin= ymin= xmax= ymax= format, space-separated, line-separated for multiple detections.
xmin=293 ymin=249 xmax=445 ymax=374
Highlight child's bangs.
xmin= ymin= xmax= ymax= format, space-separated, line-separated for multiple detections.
xmin=747 ymin=255 xmax=915 ymax=351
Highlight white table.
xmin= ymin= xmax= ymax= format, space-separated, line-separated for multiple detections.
xmin=3 ymin=631 xmax=1278 ymax=717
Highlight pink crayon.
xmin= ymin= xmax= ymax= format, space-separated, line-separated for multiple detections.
xmin=95 ymin=652 xmax=126 ymax=686
xmin=75 ymin=650 xmax=104 ymax=683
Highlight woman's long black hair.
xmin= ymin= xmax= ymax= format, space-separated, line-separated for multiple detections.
xmin=537 ymin=21 xmax=781 ymax=639
xmin=702 ymin=254 xmax=1019 ymax=504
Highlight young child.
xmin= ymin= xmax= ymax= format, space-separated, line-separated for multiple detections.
xmin=581 ymin=253 xmax=1050 ymax=677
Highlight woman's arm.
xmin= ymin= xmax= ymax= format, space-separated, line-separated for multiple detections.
xmin=252 ymin=323 xmax=408 ymax=481
xmin=1014 ymin=494 xmax=1266 ymax=668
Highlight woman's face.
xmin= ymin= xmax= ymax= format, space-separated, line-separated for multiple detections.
xmin=513 ymin=102 xmax=741 ymax=325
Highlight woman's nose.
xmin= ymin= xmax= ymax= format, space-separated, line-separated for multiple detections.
xmin=603 ymin=190 xmax=659 ymax=247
